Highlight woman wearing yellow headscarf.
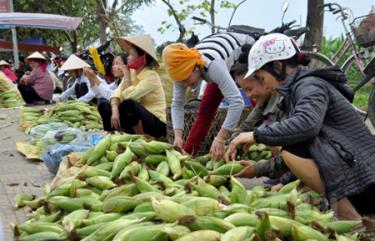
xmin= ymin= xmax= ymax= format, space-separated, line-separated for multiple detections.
xmin=163 ymin=32 xmax=254 ymax=160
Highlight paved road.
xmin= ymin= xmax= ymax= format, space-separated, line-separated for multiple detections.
xmin=0 ymin=108 xmax=53 ymax=241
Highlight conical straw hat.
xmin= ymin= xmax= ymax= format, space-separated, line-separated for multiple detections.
xmin=0 ymin=60 xmax=10 ymax=66
xmin=117 ymin=34 xmax=159 ymax=67
xmin=26 ymin=51 xmax=46 ymax=61
xmin=60 ymin=54 xmax=91 ymax=71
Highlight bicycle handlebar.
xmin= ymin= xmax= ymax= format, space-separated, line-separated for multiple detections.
xmin=192 ymin=16 xmax=207 ymax=24
xmin=320 ymin=2 xmax=348 ymax=19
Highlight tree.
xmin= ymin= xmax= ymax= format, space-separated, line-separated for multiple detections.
xmin=10 ymin=0 xmax=152 ymax=52
xmin=303 ymin=0 xmax=325 ymax=51
xmin=158 ymin=0 xmax=243 ymax=42
xmin=95 ymin=0 xmax=154 ymax=43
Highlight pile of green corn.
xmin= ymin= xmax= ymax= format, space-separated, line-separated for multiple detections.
xmin=13 ymin=134 xmax=370 ymax=241
xmin=19 ymin=101 xmax=103 ymax=132
xmin=237 ymin=144 xmax=273 ymax=162
xmin=0 ymin=77 xmax=24 ymax=108
xmin=19 ymin=107 xmax=45 ymax=132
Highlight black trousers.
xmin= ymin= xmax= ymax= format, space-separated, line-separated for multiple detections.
xmin=18 ymin=84 xmax=43 ymax=104
xmin=98 ymin=98 xmax=166 ymax=138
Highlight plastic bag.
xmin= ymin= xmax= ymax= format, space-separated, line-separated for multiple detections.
xmin=41 ymin=133 xmax=103 ymax=174
xmin=36 ymin=128 xmax=88 ymax=150
xmin=30 ymin=122 xmax=68 ymax=143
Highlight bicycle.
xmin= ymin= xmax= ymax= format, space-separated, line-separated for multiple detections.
xmin=318 ymin=3 xmax=375 ymax=125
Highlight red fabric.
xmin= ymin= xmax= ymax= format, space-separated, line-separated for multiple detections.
xmin=183 ymin=82 xmax=223 ymax=154
xmin=40 ymin=63 xmax=47 ymax=72
xmin=2 ymin=67 xmax=17 ymax=82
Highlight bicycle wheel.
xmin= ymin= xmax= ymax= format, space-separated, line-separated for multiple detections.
xmin=368 ymin=86 xmax=375 ymax=129
xmin=342 ymin=53 xmax=375 ymax=111
xmin=304 ymin=52 xmax=334 ymax=68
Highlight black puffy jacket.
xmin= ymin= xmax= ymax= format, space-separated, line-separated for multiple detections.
xmin=253 ymin=66 xmax=375 ymax=203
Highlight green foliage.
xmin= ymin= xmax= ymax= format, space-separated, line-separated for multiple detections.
xmin=158 ymin=0 xmax=241 ymax=41
xmin=6 ymin=0 xmax=150 ymax=52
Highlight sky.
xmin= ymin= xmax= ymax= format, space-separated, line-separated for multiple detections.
xmin=132 ymin=0 xmax=375 ymax=46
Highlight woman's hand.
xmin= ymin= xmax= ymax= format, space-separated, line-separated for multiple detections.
xmin=83 ymin=68 xmax=100 ymax=86
xmin=225 ymin=132 xmax=255 ymax=162
xmin=210 ymin=138 xmax=226 ymax=162
xmin=234 ymin=160 xmax=257 ymax=178
xmin=119 ymin=65 xmax=131 ymax=81
xmin=111 ymin=104 xmax=121 ymax=130
xmin=173 ymin=129 xmax=184 ymax=151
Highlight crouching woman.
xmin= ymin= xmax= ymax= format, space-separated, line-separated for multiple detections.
xmin=226 ymin=33 xmax=375 ymax=220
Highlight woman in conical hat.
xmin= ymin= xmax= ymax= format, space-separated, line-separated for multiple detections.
xmin=18 ymin=52 xmax=54 ymax=104
xmin=98 ymin=34 xmax=166 ymax=138
xmin=57 ymin=54 xmax=106 ymax=103
xmin=0 ymin=60 xmax=17 ymax=83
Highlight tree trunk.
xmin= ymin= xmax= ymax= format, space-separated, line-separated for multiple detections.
xmin=210 ymin=0 xmax=216 ymax=34
xmin=303 ymin=0 xmax=324 ymax=51
xmin=96 ymin=0 xmax=108 ymax=44
xmin=70 ymin=31 xmax=78 ymax=53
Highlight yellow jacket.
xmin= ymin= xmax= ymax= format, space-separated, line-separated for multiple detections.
xmin=111 ymin=67 xmax=166 ymax=123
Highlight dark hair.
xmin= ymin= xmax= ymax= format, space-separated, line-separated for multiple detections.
xmin=231 ymin=63 xmax=248 ymax=77
xmin=134 ymin=46 xmax=155 ymax=67
xmin=238 ymin=44 xmax=252 ymax=64
xmin=118 ymin=53 xmax=128 ymax=65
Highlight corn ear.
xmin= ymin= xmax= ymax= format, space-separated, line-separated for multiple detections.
xmin=102 ymin=196 xmax=140 ymax=213
xmin=175 ymin=230 xmax=221 ymax=241
xmin=221 ymin=226 xmax=254 ymax=241
xmin=151 ymin=198 xmax=195 ymax=222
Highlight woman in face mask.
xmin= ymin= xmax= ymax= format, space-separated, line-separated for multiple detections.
xmin=18 ymin=52 xmax=54 ymax=104
xmin=226 ymin=33 xmax=375 ymax=220
xmin=102 ymin=35 xmax=167 ymax=138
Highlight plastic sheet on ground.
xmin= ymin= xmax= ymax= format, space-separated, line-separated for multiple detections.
xmin=15 ymin=142 xmax=41 ymax=160
xmin=41 ymin=133 xmax=103 ymax=174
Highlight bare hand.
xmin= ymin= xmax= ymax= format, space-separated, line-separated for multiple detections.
xmin=210 ymin=139 xmax=225 ymax=162
xmin=234 ymin=160 xmax=257 ymax=178
xmin=173 ymin=136 xmax=184 ymax=150
xmin=83 ymin=68 xmax=100 ymax=86
xmin=225 ymin=132 xmax=255 ymax=162
xmin=119 ymin=65 xmax=130 ymax=81
xmin=111 ymin=108 xmax=121 ymax=130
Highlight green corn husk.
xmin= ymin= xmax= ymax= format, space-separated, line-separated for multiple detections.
xmin=86 ymin=176 xmax=116 ymax=190
xmin=179 ymin=215 xmax=235 ymax=233
xmin=224 ymin=213 xmax=259 ymax=227
xmin=143 ymin=140 xmax=173 ymax=154
xmin=209 ymin=163 xmax=243 ymax=176
xmin=221 ymin=226 xmax=255 ymax=241
xmin=184 ymin=160 xmax=209 ymax=177
xmin=166 ymin=150 xmax=182 ymax=180
xmin=110 ymin=147 xmax=135 ymax=179
xmin=175 ymin=230 xmax=221 ymax=241
xmin=152 ymin=198 xmax=195 ymax=222
xmin=102 ymin=196 xmax=141 ymax=213
xmin=230 ymin=176 xmax=250 ymax=205
xmin=156 ymin=161 xmax=171 ymax=177
xmin=87 ymin=135 xmax=111 ymax=165
xmin=291 ymin=224 xmax=329 ymax=241
xmin=119 ymin=161 xmax=141 ymax=180
xmin=181 ymin=197 xmax=220 ymax=216
xmin=144 ymin=154 xmax=168 ymax=165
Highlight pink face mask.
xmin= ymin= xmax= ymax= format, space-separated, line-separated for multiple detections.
xmin=128 ymin=54 xmax=146 ymax=70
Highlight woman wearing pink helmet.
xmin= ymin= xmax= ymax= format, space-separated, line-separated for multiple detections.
xmin=226 ymin=33 xmax=375 ymax=220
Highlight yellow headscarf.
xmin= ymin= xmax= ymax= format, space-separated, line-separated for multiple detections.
xmin=162 ymin=43 xmax=206 ymax=81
